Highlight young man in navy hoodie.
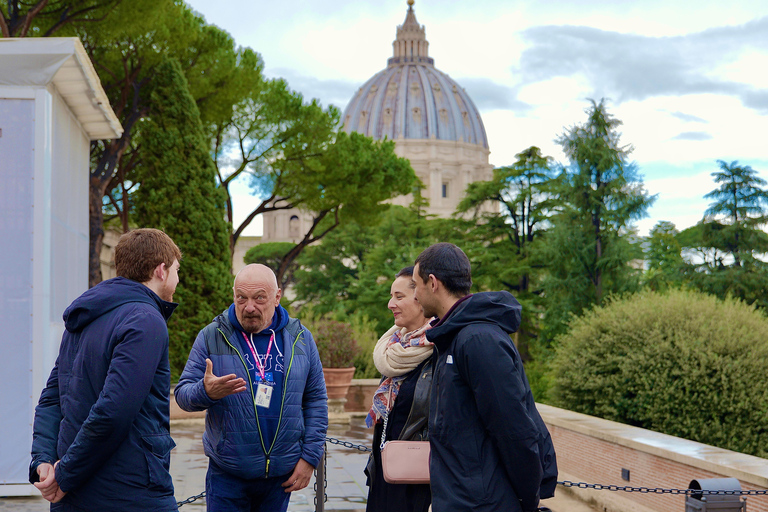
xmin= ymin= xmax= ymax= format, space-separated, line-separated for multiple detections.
xmin=30 ymin=228 xmax=182 ymax=511
xmin=175 ymin=264 xmax=327 ymax=512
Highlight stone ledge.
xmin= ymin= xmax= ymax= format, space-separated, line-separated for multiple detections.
xmin=169 ymin=386 xmax=374 ymax=424
xmin=537 ymin=403 xmax=768 ymax=488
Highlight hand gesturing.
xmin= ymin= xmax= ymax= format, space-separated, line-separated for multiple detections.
xmin=203 ymin=358 xmax=247 ymax=400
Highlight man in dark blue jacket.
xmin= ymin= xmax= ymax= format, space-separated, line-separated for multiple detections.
xmin=413 ymin=243 xmax=557 ymax=512
xmin=175 ymin=263 xmax=327 ymax=512
xmin=30 ymin=228 xmax=182 ymax=511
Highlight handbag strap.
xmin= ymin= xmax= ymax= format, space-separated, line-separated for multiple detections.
xmin=379 ymin=413 xmax=389 ymax=451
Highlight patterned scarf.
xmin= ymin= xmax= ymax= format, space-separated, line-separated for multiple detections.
xmin=365 ymin=320 xmax=434 ymax=428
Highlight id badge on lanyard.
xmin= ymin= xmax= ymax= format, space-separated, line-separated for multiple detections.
xmin=255 ymin=383 xmax=273 ymax=408
xmin=243 ymin=331 xmax=275 ymax=409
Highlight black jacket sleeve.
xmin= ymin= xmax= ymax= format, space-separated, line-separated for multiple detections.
xmin=455 ymin=327 xmax=543 ymax=511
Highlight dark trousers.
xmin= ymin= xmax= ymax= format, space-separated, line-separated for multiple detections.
xmin=205 ymin=460 xmax=291 ymax=512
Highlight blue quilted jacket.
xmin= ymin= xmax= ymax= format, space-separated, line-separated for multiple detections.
xmin=174 ymin=309 xmax=327 ymax=479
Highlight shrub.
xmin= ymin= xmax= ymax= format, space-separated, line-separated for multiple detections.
xmin=551 ymin=289 xmax=768 ymax=458
xmin=309 ymin=318 xmax=362 ymax=368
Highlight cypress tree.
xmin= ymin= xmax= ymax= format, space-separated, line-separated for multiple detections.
xmin=135 ymin=57 xmax=232 ymax=378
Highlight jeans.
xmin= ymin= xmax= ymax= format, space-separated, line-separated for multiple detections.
xmin=205 ymin=460 xmax=292 ymax=512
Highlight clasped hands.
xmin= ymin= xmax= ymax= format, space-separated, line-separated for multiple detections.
xmin=35 ymin=461 xmax=66 ymax=503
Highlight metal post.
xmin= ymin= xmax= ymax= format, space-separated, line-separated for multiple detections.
xmin=314 ymin=445 xmax=326 ymax=512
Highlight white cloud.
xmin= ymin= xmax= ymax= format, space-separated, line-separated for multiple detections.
xmin=672 ymin=132 xmax=713 ymax=141
xmin=716 ymin=51 xmax=768 ymax=89
xmin=183 ymin=0 xmax=768 ymax=237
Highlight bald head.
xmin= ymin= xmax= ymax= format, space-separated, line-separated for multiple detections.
xmin=233 ymin=264 xmax=282 ymax=333
xmin=235 ymin=264 xmax=278 ymax=290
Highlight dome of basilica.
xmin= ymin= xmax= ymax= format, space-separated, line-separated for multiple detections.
xmin=258 ymin=1 xmax=495 ymax=249
xmin=342 ymin=1 xmax=488 ymax=149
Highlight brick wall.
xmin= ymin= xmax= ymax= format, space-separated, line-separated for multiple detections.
xmin=539 ymin=404 xmax=768 ymax=512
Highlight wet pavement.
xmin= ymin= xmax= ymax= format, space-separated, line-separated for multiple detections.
xmin=0 ymin=419 xmax=372 ymax=512
xmin=171 ymin=419 xmax=373 ymax=511
xmin=1 ymin=418 xmax=594 ymax=512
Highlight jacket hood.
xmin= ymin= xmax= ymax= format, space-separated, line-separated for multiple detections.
xmin=426 ymin=291 xmax=521 ymax=347
xmin=63 ymin=277 xmax=177 ymax=332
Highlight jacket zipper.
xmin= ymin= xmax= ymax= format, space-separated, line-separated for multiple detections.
xmin=217 ymin=327 xmax=303 ymax=477
xmin=431 ymin=346 xmax=442 ymax=429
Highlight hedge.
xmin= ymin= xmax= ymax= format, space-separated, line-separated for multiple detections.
xmin=551 ymin=289 xmax=768 ymax=457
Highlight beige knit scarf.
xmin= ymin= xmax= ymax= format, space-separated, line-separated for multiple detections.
xmin=366 ymin=320 xmax=434 ymax=427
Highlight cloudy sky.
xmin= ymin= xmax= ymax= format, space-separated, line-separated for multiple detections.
xmin=186 ymin=0 xmax=768 ymax=237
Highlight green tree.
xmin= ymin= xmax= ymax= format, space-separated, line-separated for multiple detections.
xmin=293 ymin=204 xmax=473 ymax=335
xmin=551 ymin=289 xmax=768 ymax=457
xmin=211 ymin=79 xmax=338 ymax=255
xmin=703 ymin=160 xmax=768 ymax=267
xmin=270 ymin=132 xmax=417 ymax=289
xmin=678 ymin=221 xmax=768 ymax=309
xmin=243 ymin=242 xmax=301 ymax=288
xmin=92 ymin=5 xmax=261 ymax=285
xmin=542 ymin=99 xmax=654 ymax=338
xmin=0 ymin=0 xmax=121 ymax=37
xmin=134 ymin=58 xmax=232 ymax=378
xmin=456 ymin=146 xmax=558 ymax=359
xmin=293 ymin=206 xmax=426 ymax=333
xmin=642 ymin=220 xmax=684 ymax=291
xmin=211 ymin=72 xmax=417 ymax=284
xmin=678 ymin=160 xmax=768 ymax=308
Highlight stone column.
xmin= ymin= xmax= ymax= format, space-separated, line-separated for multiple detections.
xmin=430 ymin=163 xmax=442 ymax=208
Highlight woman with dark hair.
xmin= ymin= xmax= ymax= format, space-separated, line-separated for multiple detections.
xmin=364 ymin=266 xmax=434 ymax=512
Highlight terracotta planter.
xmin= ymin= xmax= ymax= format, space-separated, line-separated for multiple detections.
xmin=323 ymin=367 xmax=356 ymax=399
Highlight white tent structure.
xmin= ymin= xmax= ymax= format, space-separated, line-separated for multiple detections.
xmin=0 ymin=38 xmax=122 ymax=496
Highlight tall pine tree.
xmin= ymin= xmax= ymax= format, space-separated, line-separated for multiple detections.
xmin=456 ymin=146 xmax=558 ymax=360
xmin=678 ymin=160 xmax=768 ymax=308
xmin=135 ymin=57 xmax=232 ymax=378
xmin=703 ymin=160 xmax=768 ymax=267
xmin=542 ymin=99 xmax=654 ymax=339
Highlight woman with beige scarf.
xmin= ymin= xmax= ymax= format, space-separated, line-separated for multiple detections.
xmin=364 ymin=266 xmax=434 ymax=512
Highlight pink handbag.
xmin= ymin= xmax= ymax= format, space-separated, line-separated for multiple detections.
xmin=380 ymin=440 xmax=431 ymax=484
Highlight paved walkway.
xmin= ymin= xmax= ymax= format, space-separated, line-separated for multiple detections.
xmin=1 ymin=418 xmax=595 ymax=512
xmin=0 ymin=420 xmax=372 ymax=512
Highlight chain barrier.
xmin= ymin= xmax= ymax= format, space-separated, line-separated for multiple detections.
xmin=177 ymin=440 xmax=768 ymax=508
xmin=324 ymin=435 xmax=372 ymax=453
xmin=177 ymin=491 xmax=206 ymax=507
xmin=559 ymin=480 xmax=768 ymax=496
xmin=177 ymin=437 xmax=369 ymax=508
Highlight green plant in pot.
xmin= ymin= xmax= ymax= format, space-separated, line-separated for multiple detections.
xmin=313 ymin=319 xmax=362 ymax=399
